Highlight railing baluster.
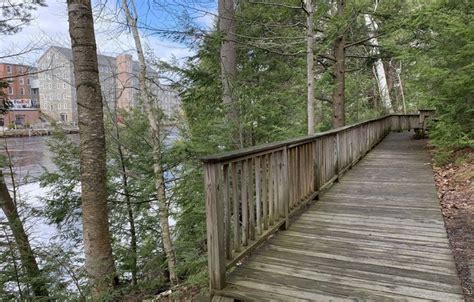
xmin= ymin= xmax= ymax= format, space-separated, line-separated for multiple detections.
xmin=248 ymin=158 xmax=255 ymax=241
xmin=241 ymin=160 xmax=248 ymax=246
xmin=262 ymin=154 xmax=268 ymax=230
xmin=255 ymin=156 xmax=262 ymax=235
xmin=223 ymin=164 xmax=232 ymax=260
xmin=203 ymin=114 xmax=422 ymax=293
xmin=268 ymin=153 xmax=274 ymax=226
xmin=335 ymin=133 xmax=340 ymax=179
xmin=232 ymin=162 xmax=240 ymax=252
xmin=274 ymin=152 xmax=280 ymax=219
xmin=283 ymin=147 xmax=289 ymax=228
xmin=278 ymin=151 xmax=284 ymax=218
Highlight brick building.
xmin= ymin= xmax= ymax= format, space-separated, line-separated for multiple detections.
xmin=0 ymin=63 xmax=40 ymax=126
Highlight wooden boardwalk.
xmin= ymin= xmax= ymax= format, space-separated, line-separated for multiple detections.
xmin=215 ymin=132 xmax=463 ymax=301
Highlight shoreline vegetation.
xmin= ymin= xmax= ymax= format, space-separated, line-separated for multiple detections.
xmin=432 ymin=147 xmax=474 ymax=301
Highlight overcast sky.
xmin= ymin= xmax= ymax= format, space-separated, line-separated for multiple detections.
xmin=1 ymin=0 xmax=215 ymax=66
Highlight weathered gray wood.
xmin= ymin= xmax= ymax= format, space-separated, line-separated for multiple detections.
xmin=255 ymin=156 xmax=262 ymax=235
xmin=241 ymin=160 xmax=248 ymax=246
xmin=223 ymin=165 xmax=231 ymax=260
xmin=215 ymin=133 xmax=463 ymax=300
xmin=282 ymin=147 xmax=289 ymax=229
xmin=211 ymin=295 xmax=234 ymax=302
xmin=231 ymin=162 xmax=240 ymax=252
xmin=268 ymin=153 xmax=274 ymax=226
xmin=201 ymin=114 xmax=418 ymax=163
xmin=225 ymin=219 xmax=285 ymax=270
xmin=262 ymin=154 xmax=268 ymax=230
xmin=277 ymin=151 xmax=284 ymax=218
xmin=205 ymin=163 xmax=225 ymax=290
xmin=248 ymin=158 xmax=255 ymax=241
xmin=335 ymin=132 xmax=340 ymax=179
xmin=204 ymin=115 xmax=440 ymax=294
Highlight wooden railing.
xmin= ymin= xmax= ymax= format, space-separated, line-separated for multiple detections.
xmin=202 ymin=114 xmax=420 ymax=292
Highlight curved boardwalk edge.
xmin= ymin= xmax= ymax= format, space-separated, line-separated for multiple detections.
xmin=215 ymin=132 xmax=463 ymax=301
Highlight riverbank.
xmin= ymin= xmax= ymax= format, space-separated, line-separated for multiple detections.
xmin=0 ymin=127 xmax=79 ymax=138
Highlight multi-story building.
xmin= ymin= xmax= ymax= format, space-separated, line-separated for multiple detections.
xmin=0 ymin=63 xmax=40 ymax=126
xmin=156 ymin=85 xmax=180 ymax=118
xmin=37 ymin=46 xmax=180 ymax=124
xmin=37 ymin=46 xmax=116 ymax=123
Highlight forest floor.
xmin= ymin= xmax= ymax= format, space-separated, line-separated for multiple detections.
xmin=432 ymin=148 xmax=474 ymax=301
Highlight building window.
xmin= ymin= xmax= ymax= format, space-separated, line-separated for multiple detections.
xmin=27 ymin=78 xmax=30 ymax=85
xmin=57 ymin=82 xmax=61 ymax=89
xmin=20 ymin=87 xmax=25 ymax=95
xmin=49 ymin=83 xmax=52 ymax=89
xmin=15 ymin=115 xmax=25 ymax=125
xmin=63 ymin=82 xmax=67 ymax=89
xmin=19 ymin=77 xmax=24 ymax=85
xmin=60 ymin=113 xmax=67 ymax=122
xmin=7 ymin=87 xmax=13 ymax=95
xmin=19 ymin=66 xmax=24 ymax=73
xmin=6 ymin=65 xmax=12 ymax=73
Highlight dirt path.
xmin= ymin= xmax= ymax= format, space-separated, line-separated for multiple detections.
xmin=433 ymin=154 xmax=474 ymax=301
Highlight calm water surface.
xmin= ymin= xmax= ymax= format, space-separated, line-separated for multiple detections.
xmin=1 ymin=129 xmax=178 ymax=247
xmin=1 ymin=135 xmax=74 ymax=246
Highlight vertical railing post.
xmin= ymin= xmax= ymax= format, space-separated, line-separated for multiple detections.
xmin=313 ymin=139 xmax=320 ymax=196
xmin=204 ymin=163 xmax=225 ymax=291
xmin=335 ymin=133 xmax=340 ymax=181
xmin=282 ymin=146 xmax=290 ymax=229
xmin=349 ymin=129 xmax=353 ymax=167
xmin=223 ymin=164 xmax=232 ymax=260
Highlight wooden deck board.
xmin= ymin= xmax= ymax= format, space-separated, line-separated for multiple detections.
xmin=217 ymin=132 xmax=463 ymax=301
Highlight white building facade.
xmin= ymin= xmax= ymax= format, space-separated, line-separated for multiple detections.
xmin=37 ymin=46 xmax=180 ymax=124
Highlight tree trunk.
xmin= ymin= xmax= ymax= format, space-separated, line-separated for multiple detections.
xmin=363 ymin=13 xmax=393 ymax=112
xmin=0 ymin=171 xmax=49 ymax=298
xmin=218 ymin=0 xmax=241 ymax=148
xmin=66 ymin=1 xmax=117 ymax=297
xmin=306 ymin=0 xmax=315 ymax=134
xmin=332 ymin=0 xmax=346 ymax=128
xmin=117 ymin=130 xmax=138 ymax=286
xmin=2 ymin=226 xmax=24 ymax=299
xmin=397 ymin=62 xmax=407 ymax=114
xmin=121 ymin=0 xmax=178 ymax=286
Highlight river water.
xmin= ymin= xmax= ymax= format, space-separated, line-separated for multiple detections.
xmin=1 ymin=135 xmax=60 ymax=246
xmin=1 ymin=129 xmax=178 ymax=247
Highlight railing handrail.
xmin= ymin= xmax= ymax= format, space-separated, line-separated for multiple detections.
xmin=201 ymin=113 xmax=419 ymax=163
xmin=203 ymin=113 xmax=421 ymax=293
